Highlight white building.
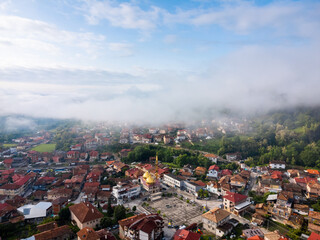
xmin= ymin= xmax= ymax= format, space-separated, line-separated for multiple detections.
xmin=269 ymin=161 xmax=286 ymax=170
xmin=207 ymin=165 xmax=220 ymax=178
xmin=162 ymin=173 xmax=184 ymax=189
xmin=112 ymin=181 xmax=141 ymax=204
xmin=206 ymin=181 xmax=221 ymax=196
xmin=18 ymin=202 xmax=52 ymax=223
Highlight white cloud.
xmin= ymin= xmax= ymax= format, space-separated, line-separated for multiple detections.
xmin=0 ymin=39 xmax=319 ymax=124
xmin=108 ymin=42 xmax=133 ymax=57
xmin=82 ymin=0 xmax=162 ymax=30
xmin=163 ymin=34 xmax=177 ymax=44
xmin=0 ymin=15 xmax=107 ymax=67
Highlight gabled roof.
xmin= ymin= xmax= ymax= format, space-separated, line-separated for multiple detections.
xmin=204 ymin=153 xmax=218 ymax=158
xmin=209 ymin=165 xmax=219 ymax=171
xmin=307 ymin=169 xmax=320 ymax=175
xmin=33 ymin=225 xmax=72 ymax=240
xmin=221 ymin=169 xmax=233 ymax=176
xmin=309 ymin=232 xmax=320 ymax=240
xmin=230 ymin=174 xmax=246 ymax=183
xmin=174 ymin=229 xmax=201 ymax=240
xmin=223 ymin=191 xmax=247 ymax=203
xmin=202 ymin=207 xmax=230 ymax=223
xmin=309 ymin=211 xmax=320 ymax=220
xmin=69 ymin=202 xmax=103 ymax=224
xmin=77 ymin=227 xmax=99 ymax=240
xmin=248 ymin=236 xmax=264 ymax=240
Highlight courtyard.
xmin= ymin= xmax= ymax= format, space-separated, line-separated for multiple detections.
xmin=143 ymin=196 xmax=204 ymax=226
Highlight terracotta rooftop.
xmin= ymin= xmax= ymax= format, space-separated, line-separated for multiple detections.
xmin=33 ymin=225 xmax=72 ymax=240
xmin=202 ymin=207 xmax=230 ymax=223
xmin=223 ymin=191 xmax=247 ymax=203
xmin=77 ymin=227 xmax=100 ymax=240
xmin=69 ymin=202 xmax=103 ymax=224
xmin=309 ymin=211 xmax=320 ymax=220
xmin=309 ymin=232 xmax=320 ymax=240
xmin=174 ymin=229 xmax=201 ymax=240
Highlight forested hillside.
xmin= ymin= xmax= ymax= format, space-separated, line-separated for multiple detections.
xmin=182 ymin=107 xmax=320 ymax=168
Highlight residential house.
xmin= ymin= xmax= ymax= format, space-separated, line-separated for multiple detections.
xmin=64 ymin=175 xmax=84 ymax=191
xmin=33 ymin=190 xmax=47 ymax=201
xmin=119 ymin=149 xmax=131 ymax=158
xmin=230 ymin=174 xmax=247 ymax=190
xmin=258 ymin=178 xmax=282 ymax=193
xmin=202 ymin=208 xmax=233 ymax=237
xmin=89 ymin=151 xmax=99 ymax=162
xmin=69 ymin=202 xmax=103 ymax=229
xmin=308 ymin=232 xmax=320 ymax=240
xmin=309 ymin=211 xmax=320 ymax=234
xmin=271 ymin=191 xmax=293 ymax=221
xmin=0 ymin=203 xmax=20 ymax=223
xmin=66 ymin=151 xmax=80 ymax=160
xmin=307 ymin=182 xmax=320 ymax=199
xmin=293 ymin=204 xmax=309 ymax=215
xmin=221 ymin=169 xmax=233 ymax=177
xmin=264 ymin=231 xmax=282 ymax=240
xmin=204 ymin=154 xmax=219 ymax=163
xmin=184 ymin=181 xmax=205 ymax=195
xmin=86 ymin=171 xmax=101 ymax=182
xmin=97 ymin=190 xmax=111 ymax=204
xmin=47 ymin=188 xmax=73 ymax=201
xmin=195 ymin=167 xmax=206 ymax=176
xmin=113 ymin=161 xmax=129 ymax=173
xmin=126 ymin=168 xmax=144 ymax=179
xmin=52 ymin=197 xmax=68 ymax=215
xmin=0 ymin=175 xmax=32 ymax=196
xmin=242 ymin=228 xmax=264 ymax=239
xmin=118 ymin=213 xmax=164 ymax=240
xmin=100 ymin=152 xmax=113 ymax=161
xmin=223 ymin=191 xmax=251 ymax=216
xmin=207 ymin=165 xmax=220 ymax=178
xmin=206 ymin=181 xmax=221 ymax=196
xmin=226 ymin=153 xmax=240 ymax=161
xmin=31 ymin=225 xmax=74 ymax=240
xmin=269 ymin=161 xmax=286 ymax=170
xmin=33 ymin=176 xmax=56 ymax=191
xmin=173 ymin=229 xmax=201 ymax=240
xmin=77 ymin=227 xmax=100 ymax=240
xmin=251 ymin=213 xmax=265 ymax=226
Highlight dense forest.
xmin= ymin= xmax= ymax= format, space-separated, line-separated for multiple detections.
xmin=182 ymin=107 xmax=320 ymax=168
xmin=122 ymin=144 xmax=238 ymax=171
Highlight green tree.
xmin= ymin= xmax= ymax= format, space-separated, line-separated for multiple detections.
xmin=58 ymin=207 xmax=71 ymax=225
xmin=101 ymin=216 xmax=113 ymax=228
xmin=113 ymin=205 xmax=126 ymax=222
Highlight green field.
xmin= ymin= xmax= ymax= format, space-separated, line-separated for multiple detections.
xmin=3 ymin=144 xmax=17 ymax=148
xmin=32 ymin=144 xmax=56 ymax=153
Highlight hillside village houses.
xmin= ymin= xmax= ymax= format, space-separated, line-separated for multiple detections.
xmin=3 ymin=125 xmax=320 ymax=240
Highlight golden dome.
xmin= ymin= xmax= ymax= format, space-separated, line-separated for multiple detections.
xmin=143 ymin=171 xmax=150 ymax=179
xmin=146 ymin=175 xmax=155 ymax=184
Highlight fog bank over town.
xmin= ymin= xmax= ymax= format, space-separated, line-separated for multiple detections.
xmin=0 ymin=0 xmax=319 ymax=123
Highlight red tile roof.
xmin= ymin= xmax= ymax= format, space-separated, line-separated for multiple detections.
xmin=309 ymin=232 xmax=320 ymax=240
xmin=69 ymin=202 xmax=103 ymax=224
xmin=174 ymin=229 xmax=201 ymax=240
xmin=209 ymin=165 xmax=220 ymax=171
xmin=223 ymin=191 xmax=247 ymax=203
xmin=248 ymin=236 xmax=264 ymax=240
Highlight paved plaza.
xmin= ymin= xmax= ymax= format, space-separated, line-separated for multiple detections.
xmin=145 ymin=197 xmax=204 ymax=226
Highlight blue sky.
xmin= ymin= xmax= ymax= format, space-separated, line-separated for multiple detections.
xmin=0 ymin=0 xmax=319 ymax=122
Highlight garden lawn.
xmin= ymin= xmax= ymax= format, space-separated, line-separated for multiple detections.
xmin=32 ymin=144 xmax=56 ymax=153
